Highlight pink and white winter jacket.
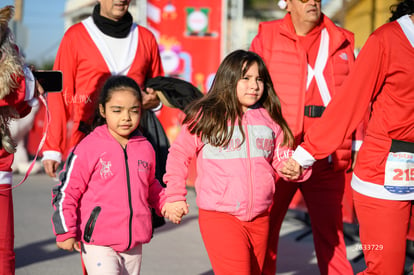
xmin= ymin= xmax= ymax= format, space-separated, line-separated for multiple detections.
xmin=51 ymin=125 xmax=165 ymax=252
xmin=164 ymin=106 xmax=310 ymax=222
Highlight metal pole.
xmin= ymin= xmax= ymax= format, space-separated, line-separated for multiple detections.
xmin=136 ymin=0 xmax=147 ymax=26
xmin=371 ymin=0 xmax=376 ymax=32
xmin=229 ymin=0 xmax=243 ymax=52
xmin=341 ymin=0 xmax=346 ymax=27
xmin=14 ymin=0 xmax=23 ymax=22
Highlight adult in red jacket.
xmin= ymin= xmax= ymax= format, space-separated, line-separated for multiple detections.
xmin=291 ymin=1 xmax=414 ymax=274
xmin=250 ymin=0 xmax=359 ymax=274
xmin=0 ymin=6 xmax=40 ymax=274
xmin=42 ymin=0 xmax=164 ymax=177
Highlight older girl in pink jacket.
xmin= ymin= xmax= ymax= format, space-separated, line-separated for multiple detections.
xmin=162 ymin=50 xmax=310 ymax=275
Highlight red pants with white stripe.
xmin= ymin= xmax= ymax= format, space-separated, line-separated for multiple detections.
xmin=198 ymin=209 xmax=269 ymax=275
xmin=263 ymin=158 xmax=353 ymax=275
xmin=353 ymin=190 xmax=412 ymax=275
xmin=0 ymin=184 xmax=14 ymax=275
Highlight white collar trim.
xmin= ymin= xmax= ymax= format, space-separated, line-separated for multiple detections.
xmin=397 ymin=14 xmax=414 ymax=48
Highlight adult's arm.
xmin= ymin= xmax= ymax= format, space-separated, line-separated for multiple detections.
xmin=42 ymin=32 xmax=77 ymax=174
xmin=293 ymin=34 xmax=386 ymax=167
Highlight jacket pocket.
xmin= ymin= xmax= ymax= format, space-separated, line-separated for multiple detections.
xmin=83 ymin=206 xmax=101 ymax=243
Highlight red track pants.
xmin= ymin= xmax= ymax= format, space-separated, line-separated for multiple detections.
xmin=353 ymin=190 xmax=412 ymax=275
xmin=0 ymin=185 xmax=14 ymax=275
xmin=198 ymin=209 xmax=269 ymax=275
xmin=262 ymin=158 xmax=353 ymax=275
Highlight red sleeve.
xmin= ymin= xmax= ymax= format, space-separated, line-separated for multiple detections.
xmin=164 ymin=125 xmax=197 ymax=202
xmin=43 ymin=31 xmax=76 ymax=154
xmin=301 ymin=33 xmax=386 ymax=158
xmin=145 ymin=29 xmax=164 ymax=79
xmin=135 ymin=26 xmax=164 ymax=82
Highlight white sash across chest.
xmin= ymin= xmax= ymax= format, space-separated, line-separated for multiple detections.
xmin=306 ymin=28 xmax=331 ymax=106
xmin=82 ymin=17 xmax=139 ymax=75
xmin=397 ymin=14 xmax=414 ymax=48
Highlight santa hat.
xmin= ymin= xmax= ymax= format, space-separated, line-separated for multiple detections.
xmin=278 ymin=0 xmax=287 ymax=10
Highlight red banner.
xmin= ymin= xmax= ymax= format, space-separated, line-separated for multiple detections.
xmin=147 ymin=0 xmax=223 ymax=91
xmin=147 ymin=0 xmax=225 ymax=185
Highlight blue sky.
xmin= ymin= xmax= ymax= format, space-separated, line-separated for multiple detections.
xmin=4 ymin=0 xmax=65 ymax=65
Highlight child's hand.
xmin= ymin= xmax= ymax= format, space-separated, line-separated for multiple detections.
xmin=280 ymin=157 xmax=303 ymax=180
xmin=56 ymin=238 xmax=80 ymax=252
xmin=162 ymin=201 xmax=189 ymax=224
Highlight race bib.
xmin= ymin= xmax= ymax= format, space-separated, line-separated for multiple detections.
xmin=384 ymin=152 xmax=414 ymax=194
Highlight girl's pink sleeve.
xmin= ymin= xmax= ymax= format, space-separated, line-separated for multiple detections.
xmin=148 ymin=179 xmax=166 ymax=216
xmin=272 ymin=128 xmax=312 ymax=182
xmin=148 ymin=145 xmax=166 ymax=215
xmin=163 ymin=125 xmax=198 ymax=203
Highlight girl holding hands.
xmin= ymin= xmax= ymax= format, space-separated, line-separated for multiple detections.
xmin=51 ymin=75 xmax=182 ymax=274
xmin=162 ymin=50 xmax=310 ymax=275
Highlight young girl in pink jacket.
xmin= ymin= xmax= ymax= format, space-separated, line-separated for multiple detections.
xmin=51 ymin=76 xmax=177 ymax=275
xmin=162 ymin=50 xmax=310 ymax=275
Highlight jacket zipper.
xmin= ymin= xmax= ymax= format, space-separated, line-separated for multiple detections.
xmin=123 ymin=146 xmax=133 ymax=250
xmin=244 ymin=117 xmax=254 ymax=220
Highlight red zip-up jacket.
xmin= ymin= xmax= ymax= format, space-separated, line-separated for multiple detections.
xmin=250 ymin=13 xmax=359 ymax=170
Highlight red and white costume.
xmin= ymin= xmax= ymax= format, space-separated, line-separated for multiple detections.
xmin=250 ymin=13 xmax=358 ymax=275
xmin=0 ymin=68 xmax=36 ymax=274
xmin=42 ymin=18 xmax=163 ymax=162
xmin=294 ymin=15 xmax=414 ymax=274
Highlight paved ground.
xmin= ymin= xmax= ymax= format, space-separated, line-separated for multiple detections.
xmin=11 ymin=173 xmax=413 ymax=274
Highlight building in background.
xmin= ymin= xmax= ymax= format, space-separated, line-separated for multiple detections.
xmin=340 ymin=0 xmax=395 ymax=50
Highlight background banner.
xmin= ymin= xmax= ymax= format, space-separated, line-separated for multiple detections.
xmin=147 ymin=0 xmax=225 ymax=185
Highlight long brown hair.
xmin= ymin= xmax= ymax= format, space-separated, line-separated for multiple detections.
xmin=183 ymin=49 xmax=294 ymax=147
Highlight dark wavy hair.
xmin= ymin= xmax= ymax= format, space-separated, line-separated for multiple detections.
xmin=92 ymin=75 xmax=142 ymax=129
xmin=389 ymin=0 xmax=414 ymax=21
xmin=182 ymin=49 xmax=294 ymax=148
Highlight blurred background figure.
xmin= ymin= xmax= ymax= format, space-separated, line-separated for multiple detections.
xmin=9 ymin=102 xmax=42 ymax=175
xmin=0 ymin=5 xmax=41 ymax=274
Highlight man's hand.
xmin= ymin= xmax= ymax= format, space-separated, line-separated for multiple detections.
xmin=42 ymin=159 xmax=60 ymax=178
xmin=142 ymin=87 xmax=161 ymax=110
